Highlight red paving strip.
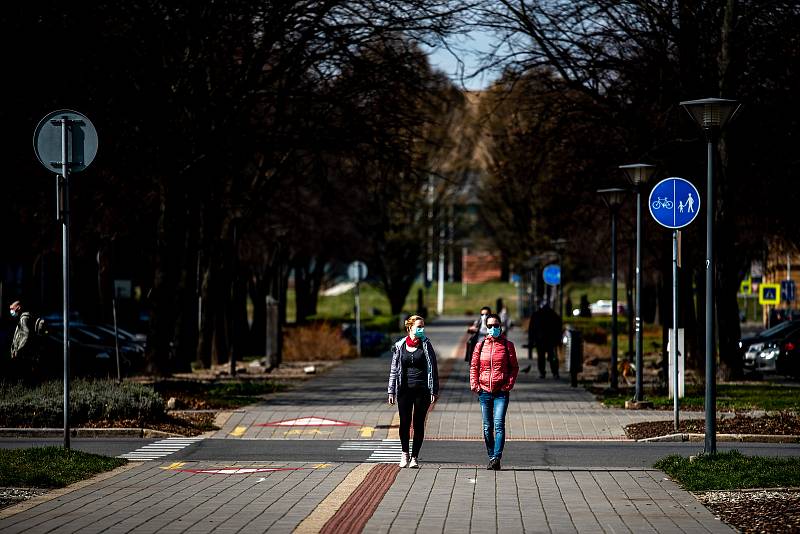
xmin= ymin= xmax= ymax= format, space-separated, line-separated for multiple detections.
xmin=320 ymin=463 xmax=400 ymax=534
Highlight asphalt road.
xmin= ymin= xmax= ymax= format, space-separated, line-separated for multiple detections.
xmin=2 ymin=438 xmax=799 ymax=467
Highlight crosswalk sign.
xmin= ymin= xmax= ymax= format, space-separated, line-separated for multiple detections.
xmin=739 ymin=279 xmax=752 ymax=295
xmin=759 ymin=283 xmax=781 ymax=305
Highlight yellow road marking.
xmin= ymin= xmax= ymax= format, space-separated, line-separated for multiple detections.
xmin=284 ymin=429 xmax=332 ymax=436
xmin=229 ymin=426 xmax=247 ymax=437
xmin=359 ymin=426 xmax=375 ymax=438
xmin=294 ymin=464 xmax=375 ymax=534
xmin=313 ymin=463 xmax=332 ymax=469
xmin=160 ymin=462 xmax=186 ymax=470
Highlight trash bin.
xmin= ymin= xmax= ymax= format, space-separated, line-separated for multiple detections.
xmin=563 ymin=326 xmax=583 ymax=387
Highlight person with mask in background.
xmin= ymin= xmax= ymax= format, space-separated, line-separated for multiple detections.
xmin=9 ymin=301 xmax=46 ymax=382
xmin=470 ymin=313 xmax=519 ymax=470
xmin=465 ymin=306 xmax=491 ymax=362
xmin=387 ymin=315 xmax=439 ymax=468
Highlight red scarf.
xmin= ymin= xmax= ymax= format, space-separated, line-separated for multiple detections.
xmin=405 ymin=335 xmax=420 ymax=348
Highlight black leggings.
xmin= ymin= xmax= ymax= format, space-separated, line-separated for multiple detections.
xmin=397 ymin=386 xmax=431 ymax=457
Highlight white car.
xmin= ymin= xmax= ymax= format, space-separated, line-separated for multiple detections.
xmin=572 ymin=300 xmax=626 ymax=317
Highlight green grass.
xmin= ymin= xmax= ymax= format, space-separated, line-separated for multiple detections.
xmin=0 ymin=447 xmax=127 ymax=488
xmin=287 ymin=281 xmax=521 ymax=324
xmin=655 ymin=450 xmax=800 ymax=491
xmin=601 ymin=384 xmax=800 ymax=411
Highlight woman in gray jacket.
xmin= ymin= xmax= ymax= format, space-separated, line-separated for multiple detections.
xmin=388 ymin=315 xmax=439 ymax=468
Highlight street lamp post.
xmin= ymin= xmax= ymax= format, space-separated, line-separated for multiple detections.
xmin=598 ymin=188 xmax=626 ymax=391
xmin=620 ymin=163 xmax=656 ymax=405
xmin=680 ymin=97 xmax=740 ymax=455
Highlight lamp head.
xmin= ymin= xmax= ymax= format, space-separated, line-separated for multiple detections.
xmin=597 ymin=187 xmax=627 ymax=210
xmin=619 ymin=163 xmax=656 ymax=186
xmin=680 ymin=97 xmax=740 ymax=130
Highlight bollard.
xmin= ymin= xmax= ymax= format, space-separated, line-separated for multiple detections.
xmin=564 ymin=326 xmax=583 ymax=387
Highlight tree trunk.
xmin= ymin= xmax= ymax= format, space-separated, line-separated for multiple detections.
xmin=146 ymin=181 xmax=190 ymax=375
xmin=248 ymin=272 xmax=267 ymax=356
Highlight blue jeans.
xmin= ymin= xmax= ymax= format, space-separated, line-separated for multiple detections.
xmin=478 ymin=390 xmax=509 ymax=460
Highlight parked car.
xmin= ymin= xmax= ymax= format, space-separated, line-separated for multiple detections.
xmin=42 ymin=322 xmax=146 ymax=378
xmin=572 ymin=300 xmax=626 ymax=317
xmin=740 ymin=319 xmax=800 ymax=374
xmin=772 ymin=328 xmax=800 ymax=378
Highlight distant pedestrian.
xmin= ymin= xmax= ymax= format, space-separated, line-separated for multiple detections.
xmin=531 ymin=300 xmax=562 ymax=379
xmin=497 ymin=299 xmax=511 ymax=332
xmin=470 ymin=313 xmax=519 ymax=470
xmin=465 ymin=306 xmax=491 ymax=362
xmin=9 ymin=301 xmax=47 ymax=382
xmin=388 ymin=315 xmax=439 ymax=468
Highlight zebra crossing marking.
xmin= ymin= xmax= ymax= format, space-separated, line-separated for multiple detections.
xmin=338 ymin=439 xmax=402 ymax=463
xmin=118 ymin=437 xmax=203 ymax=461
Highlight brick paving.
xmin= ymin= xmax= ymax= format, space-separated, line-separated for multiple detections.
xmin=212 ymin=322 xmax=675 ymax=442
xmin=0 ymin=462 xmax=734 ymax=533
xmin=0 ymin=319 xmax=733 ymax=533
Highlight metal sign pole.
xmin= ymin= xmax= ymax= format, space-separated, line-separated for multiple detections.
xmin=33 ymin=110 xmax=97 ymax=451
xmin=113 ymin=297 xmax=121 ymax=383
xmin=355 ymin=281 xmax=361 ymax=356
xmin=672 ymin=230 xmax=679 ymax=431
xmin=59 ymin=118 xmax=71 ymax=450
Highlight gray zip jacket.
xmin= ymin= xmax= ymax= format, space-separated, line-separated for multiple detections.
xmin=388 ymin=337 xmax=439 ymax=396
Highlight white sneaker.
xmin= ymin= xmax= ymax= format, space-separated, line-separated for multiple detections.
xmin=399 ymin=452 xmax=409 ymax=468
xmin=409 ymin=457 xmax=419 ymax=469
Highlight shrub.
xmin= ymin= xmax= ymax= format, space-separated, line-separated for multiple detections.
xmin=0 ymin=379 xmax=165 ymax=427
xmin=283 ymin=322 xmax=357 ymax=361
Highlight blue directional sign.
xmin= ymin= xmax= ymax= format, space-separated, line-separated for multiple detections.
xmin=648 ymin=177 xmax=701 ymax=229
xmin=542 ymin=264 xmax=561 ymax=286
xmin=782 ymin=280 xmax=796 ymax=302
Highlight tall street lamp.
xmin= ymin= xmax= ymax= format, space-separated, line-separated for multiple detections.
xmin=598 ymin=188 xmax=626 ymax=391
xmin=620 ymin=163 xmax=656 ymax=405
xmin=680 ymin=97 xmax=740 ymax=455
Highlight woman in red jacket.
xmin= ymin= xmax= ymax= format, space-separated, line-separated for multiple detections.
xmin=470 ymin=313 xmax=519 ymax=470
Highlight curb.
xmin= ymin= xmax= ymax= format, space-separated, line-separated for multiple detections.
xmin=638 ymin=433 xmax=800 ymax=443
xmin=0 ymin=428 xmax=185 ymax=439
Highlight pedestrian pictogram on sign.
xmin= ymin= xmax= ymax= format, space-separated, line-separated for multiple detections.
xmin=759 ymin=284 xmax=781 ymax=305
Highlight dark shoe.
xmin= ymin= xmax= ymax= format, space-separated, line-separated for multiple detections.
xmin=553 ymin=374 xmax=560 ymax=379
xmin=487 ymin=458 xmax=496 ymax=470
xmin=539 ymin=374 xmax=546 ymax=379
xmin=493 ymin=459 xmax=501 ymax=471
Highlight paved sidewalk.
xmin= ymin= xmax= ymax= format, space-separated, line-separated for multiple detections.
xmin=0 ymin=319 xmax=737 ymax=533
xmin=212 ymin=322 xmax=674 ymax=441
xmin=0 ymin=461 xmax=734 ymax=533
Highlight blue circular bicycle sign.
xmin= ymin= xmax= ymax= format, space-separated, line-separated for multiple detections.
xmin=648 ymin=177 xmax=701 ymax=229
xmin=542 ymin=264 xmax=561 ymax=286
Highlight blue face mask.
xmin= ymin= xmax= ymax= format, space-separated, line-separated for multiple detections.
xmin=9 ymin=310 xmax=17 ymax=318
xmin=414 ymin=327 xmax=425 ymax=340
xmin=488 ymin=326 xmax=501 ymax=338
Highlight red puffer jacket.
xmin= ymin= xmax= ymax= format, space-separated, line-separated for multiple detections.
xmin=470 ymin=335 xmax=519 ymax=393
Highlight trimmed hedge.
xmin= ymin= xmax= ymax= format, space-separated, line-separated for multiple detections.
xmin=0 ymin=379 xmax=165 ymax=427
